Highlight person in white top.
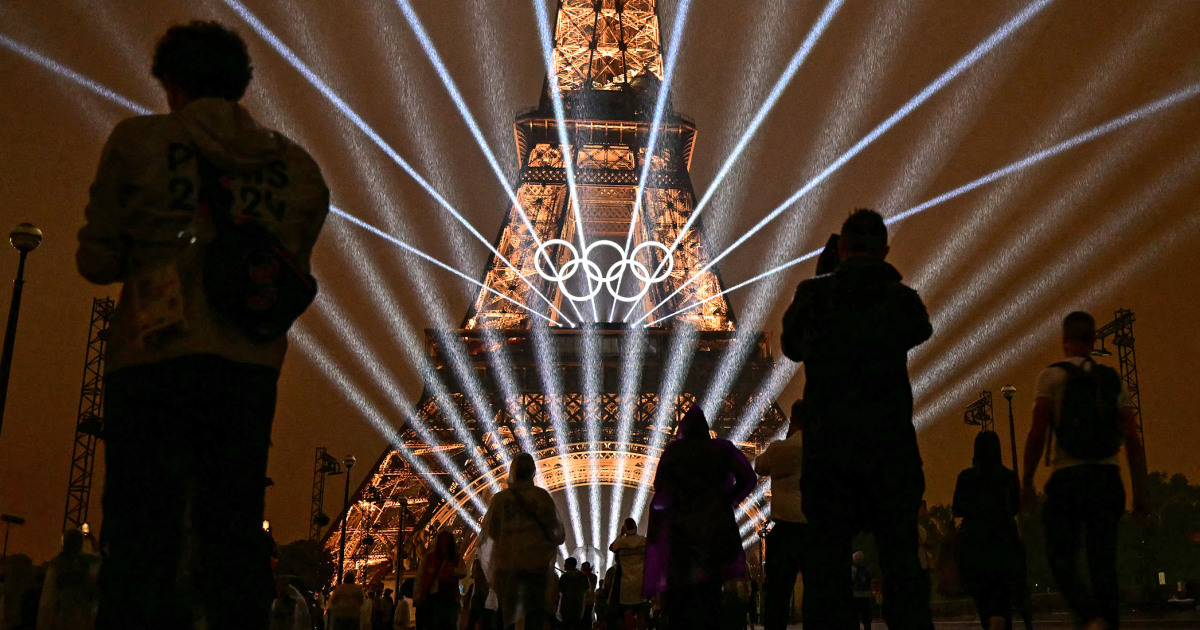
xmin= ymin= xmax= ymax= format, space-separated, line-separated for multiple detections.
xmin=1021 ymin=311 xmax=1149 ymax=630
xmin=754 ymin=399 xmax=806 ymax=630
xmin=609 ymin=518 xmax=648 ymax=628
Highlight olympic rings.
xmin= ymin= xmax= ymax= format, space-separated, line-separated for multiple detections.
xmin=534 ymin=238 xmax=674 ymax=303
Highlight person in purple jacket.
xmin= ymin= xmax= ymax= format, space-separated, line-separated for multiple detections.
xmin=643 ymin=405 xmax=756 ymax=630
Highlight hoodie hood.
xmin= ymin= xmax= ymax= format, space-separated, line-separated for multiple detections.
xmin=175 ymin=97 xmax=288 ymax=169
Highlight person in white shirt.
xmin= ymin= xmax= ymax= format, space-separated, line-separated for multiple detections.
xmin=754 ymin=400 xmax=807 ymax=630
xmin=1022 ymin=311 xmax=1149 ymax=630
xmin=609 ymin=518 xmax=648 ymax=629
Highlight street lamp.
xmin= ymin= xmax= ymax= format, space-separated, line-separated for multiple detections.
xmin=337 ymin=454 xmax=357 ymax=584
xmin=0 ymin=223 xmax=43 ymax=439
xmin=1001 ymin=384 xmax=1020 ymax=486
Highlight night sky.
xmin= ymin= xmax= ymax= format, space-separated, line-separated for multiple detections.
xmin=2 ymin=0 xmax=1199 ymax=562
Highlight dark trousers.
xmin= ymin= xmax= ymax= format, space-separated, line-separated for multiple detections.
xmin=852 ymin=596 xmax=872 ymax=629
xmin=664 ymin=581 xmax=722 ymax=630
xmin=762 ymin=520 xmax=806 ymax=630
xmin=1042 ymin=464 xmax=1125 ymax=629
xmin=96 ymin=355 xmax=279 ymax=630
xmin=801 ymin=460 xmax=933 ymax=630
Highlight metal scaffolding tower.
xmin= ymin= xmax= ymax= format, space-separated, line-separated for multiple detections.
xmin=1093 ymin=308 xmax=1144 ymax=441
xmin=62 ymin=297 xmax=113 ymax=532
xmin=964 ymin=390 xmax=995 ymax=432
xmin=309 ymin=447 xmax=342 ymax=541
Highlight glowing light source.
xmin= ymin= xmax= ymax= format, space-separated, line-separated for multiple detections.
xmin=220 ymin=0 xmax=573 ymax=325
xmin=535 ymin=238 xmax=674 ymax=304
xmin=634 ymin=0 xmax=1054 ymax=326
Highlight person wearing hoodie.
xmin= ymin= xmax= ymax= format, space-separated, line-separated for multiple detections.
xmin=781 ymin=209 xmax=933 ymax=629
xmin=77 ymin=21 xmax=329 ymax=630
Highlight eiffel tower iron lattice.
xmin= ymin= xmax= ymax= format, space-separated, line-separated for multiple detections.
xmin=324 ymin=0 xmax=786 ymax=585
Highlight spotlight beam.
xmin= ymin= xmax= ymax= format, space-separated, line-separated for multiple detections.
xmin=630 ymin=325 xmax=700 ymax=521
xmin=220 ymin=0 xmax=574 ymax=325
xmin=607 ymin=327 xmax=648 ymax=544
xmin=728 ymin=361 xmax=800 ymax=444
xmin=646 ymin=80 xmax=1200 ymax=326
xmin=307 ymin=270 xmax=502 ymax=500
xmin=582 ymin=327 xmax=603 ymax=552
xmin=633 ymin=0 xmax=1054 ymax=326
xmin=396 ymin=0 xmax=584 ymax=324
xmin=292 ymin=324 xmax=482 ymax=525
xmin=607 ymin=0 xmax=694 ymax=321
xmin=331 ymin=207 xmax=559 ymax=326
xmin=481 ymin=328 xmax=538 ymax=456
xmin=533 ymin=0 xmax=600 ymax=322
xmin=0 ymin=34 xmax=153 ymax=115
xmin=530 ymin=322 xmax=587 ymax=550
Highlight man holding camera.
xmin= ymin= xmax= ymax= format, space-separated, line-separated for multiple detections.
xmin=781 ymin=209 xmax=933 ymax=628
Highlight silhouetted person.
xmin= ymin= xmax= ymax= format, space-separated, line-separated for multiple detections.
xmin=1022 ymin=311 xmax=1149 ymax=630
xmin=466 ymin=558 xmax=493 ymax=630
xmin=609 ymin=517 xmax=648 ymax=629
xmin=953 ymin=430 xmax=1021 ymax=630
xmin=268 ymin=576 xmax=312 ymax=630
xmin=850 ymin=552 xmax=872 ymax=630
xmin=580 ymin=562 xmax=598 ymax=630
xmin=78 ymin=20 xmax=329 ymax=630
xmin=328 ymin=570 xmax=366 ymax=630
xmin=754 ymin=399 xmax=806 ymax=630
xmin=781 ymin=208 xmax=933 ymax=629
xmin=415 ymin=531 xmax=465 ymax=630
xmin=644 ymin=406 xmax=756 ymax=630
xmin=394 ymin=579 xmax=416 ymax=630
xmin=558 ymin=558 xmax=590 ymax=630
xmin=479 ymin=453 xmax=566 ymax=630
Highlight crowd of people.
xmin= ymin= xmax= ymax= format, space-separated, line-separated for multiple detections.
xmin=0 ymin=16 xmax=1151 ymax=630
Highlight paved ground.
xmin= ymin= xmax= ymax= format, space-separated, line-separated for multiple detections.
xmin=776 ymin=612 xmax=1200 ymax=628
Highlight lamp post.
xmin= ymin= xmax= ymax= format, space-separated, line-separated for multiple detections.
xmin=0 ymin=223 xmax=43 ymax=439
xmin=1001 ymin=384 xmax=1020 ymax=486
xmin=337 ymin=454 xmax=356 ymax=584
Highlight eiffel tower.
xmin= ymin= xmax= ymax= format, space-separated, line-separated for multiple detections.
xmin=324 ymin=0 xmax=786 ymax=584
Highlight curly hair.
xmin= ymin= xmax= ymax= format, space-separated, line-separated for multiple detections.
xmin=152 ymin=21 xmax=252 ymax=101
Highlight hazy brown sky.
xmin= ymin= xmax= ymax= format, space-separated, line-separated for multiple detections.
xmin=2 ymin=0 xmax=1199 ymax=562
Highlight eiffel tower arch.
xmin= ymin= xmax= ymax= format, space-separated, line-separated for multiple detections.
xmin=324 ymin=0 xmax=786 ymax=585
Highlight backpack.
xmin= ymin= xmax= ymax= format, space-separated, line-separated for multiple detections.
xmin=1050 ymin=358 xmax=1125 ymax=460
xmin=195 ymin=149 xmax=317 ymax=344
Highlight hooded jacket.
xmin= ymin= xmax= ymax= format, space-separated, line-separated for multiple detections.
xmin=78 ymin=98 xmax=329 ymax=372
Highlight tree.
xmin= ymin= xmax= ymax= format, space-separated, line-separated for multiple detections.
xmin=277 ymin=539 xmax=337 ymax=593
